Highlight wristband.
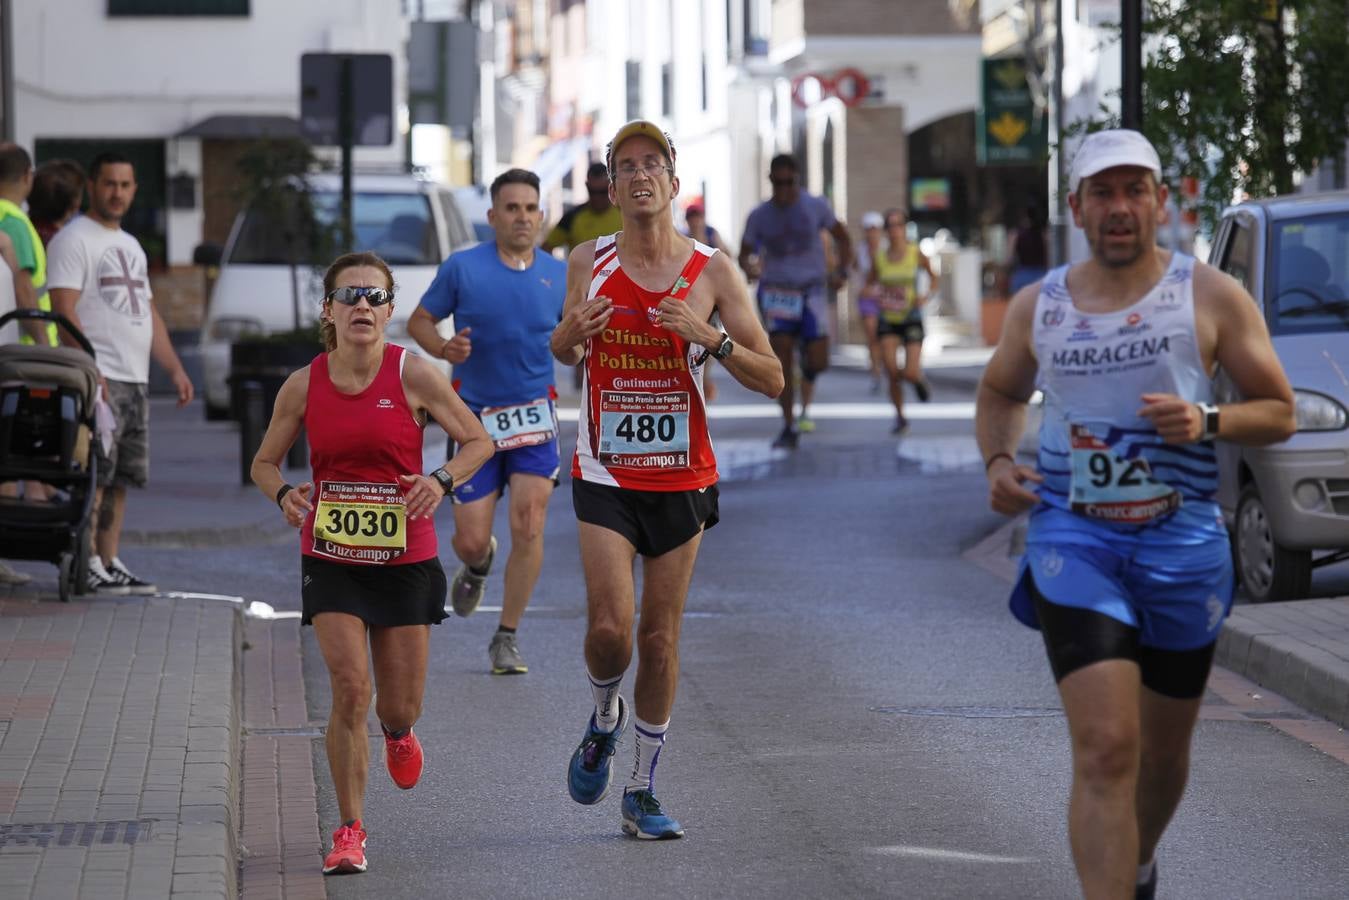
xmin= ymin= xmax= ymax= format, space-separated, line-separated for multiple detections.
xmin=984 ymin=452 xmax=1015 ymax=472
xmin=276 ymin=484 xmax=294 ymax=508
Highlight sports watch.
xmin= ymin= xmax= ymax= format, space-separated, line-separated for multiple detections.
xmin=431 ymin=467 xmax=455 ymax=495
xmin=711 ymin=332 xmax=734 ymax=361
xmin=1196 ymin=402 xmax=1220 ymax=441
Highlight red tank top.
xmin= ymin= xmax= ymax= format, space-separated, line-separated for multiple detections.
xmin=572 ymin=233 xmax=718 ymax=491
xmin=301 ymin=344 xmax=437 ymax=565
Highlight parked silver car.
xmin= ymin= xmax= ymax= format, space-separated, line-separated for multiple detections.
xmin=1208 ymin=192 xmax=1349 ymax=602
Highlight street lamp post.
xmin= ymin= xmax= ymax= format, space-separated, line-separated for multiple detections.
xmin=1121 ymin=0 xmax=1143 ymax=130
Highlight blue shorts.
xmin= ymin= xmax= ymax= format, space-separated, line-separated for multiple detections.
xmin=451 ymin=399 xmax=561 ymax=503
xmin=452 ymin=437 xmax=560 ymax=503
xmin=759 ymin=283 xmax=830 ymax=341
xmin=1009 ymin=507 xmax=1234 ymax=651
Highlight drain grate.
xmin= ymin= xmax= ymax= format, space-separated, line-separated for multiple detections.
xmin=871 ymin=705 xmax=1063 ymax=719
xmin=0 ymin=819 xmax=154 ymax=849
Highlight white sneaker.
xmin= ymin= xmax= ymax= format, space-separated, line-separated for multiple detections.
xmin=0 ymin=561 xmax=32 ymax=586
xmin=87 ymin=558 xmax=130 ymax=595
xmin=106 ymin=558 xmax=156 ymax=595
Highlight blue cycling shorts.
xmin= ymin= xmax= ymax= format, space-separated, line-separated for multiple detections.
xmin=1008 ymin=507 xmax=1234 ymax=652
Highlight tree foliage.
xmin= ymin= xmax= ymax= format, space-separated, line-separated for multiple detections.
xmin=1080 ymin=1 xmax=1349 ymax=230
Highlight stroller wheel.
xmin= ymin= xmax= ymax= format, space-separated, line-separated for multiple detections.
xmin=58 ymin=553 xmax=76 ymax=603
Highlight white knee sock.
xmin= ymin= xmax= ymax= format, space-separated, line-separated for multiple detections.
xmin=625 ymin=716 xmax=668 ymax=793
xmin=588 ymin=671 xmax=623 ymax=732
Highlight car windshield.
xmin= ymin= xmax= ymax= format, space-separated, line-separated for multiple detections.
xmin=227 ymin=190 xmax=439 ymax=266
xmin=1268 ymin=213 xmax=1349 ymax=335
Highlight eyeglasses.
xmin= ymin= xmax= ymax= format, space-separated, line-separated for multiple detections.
xmin=326 ymin=286 xmax=393 ymax=306
xmin=614 ymin=160 xmax=672 ymax=180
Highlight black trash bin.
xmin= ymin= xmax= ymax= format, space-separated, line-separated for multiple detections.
xmin=230 ymin=339 xmax=319 ymax=481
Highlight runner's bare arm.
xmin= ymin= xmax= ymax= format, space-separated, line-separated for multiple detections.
xmin=975 ymin=283 xmax=1043 ymax=514
xmin=698 ymin=252 xmax=783 ymax=398
xmin=1139 ymin=264 xmax=1296 ymax=447
xmin=403 ymin=352 xmax=493 ymax=485
xmin=828 ymin=220 xmax=854 ymax=271
xmin=251 ymin=368 xmax=314 ymax=528
xmin=550 ymin=240 xmax=611 ymax=366
xmin=920 ymin=252 xmax=941 ymax=305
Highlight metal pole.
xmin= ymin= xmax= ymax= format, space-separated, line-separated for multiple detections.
xmin=1053 ymin=0 xmax=1068 ymax=266
xmin=339 ymin=55 xmax=355 ymax=252
xmin=0 ymin=0 xmax=14 ymax=142
xmin=1121 ymin=0 xmax=1144 ymax=130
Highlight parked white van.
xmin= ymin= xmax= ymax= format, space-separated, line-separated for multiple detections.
xmin=198 ymin=172 xmax=474 ymax=418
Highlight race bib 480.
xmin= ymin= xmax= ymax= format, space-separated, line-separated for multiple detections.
xmin=312 ymin=480 xmax=407 ymax=564
xmin=598 ymin=390 xmax=691 ymax=469
xmin=1068 ymin=425 xmax=1181 ymax=524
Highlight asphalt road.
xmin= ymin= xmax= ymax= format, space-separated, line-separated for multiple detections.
xmin=122 ymin=364 xmax=1349 ymax=898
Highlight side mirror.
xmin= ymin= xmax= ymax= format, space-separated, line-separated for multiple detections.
xmin=193 ymin=242 xmax=223 ymax=268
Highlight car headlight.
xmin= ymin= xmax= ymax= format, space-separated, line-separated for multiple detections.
xmin=1294 ymin=389 xmax=1348 ymax=431
xmin=206 ymin=316 xmax=265 ymax=343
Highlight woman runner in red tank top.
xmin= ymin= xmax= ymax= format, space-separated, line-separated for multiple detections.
xmin=250 ymin=252 xmax=492 ymax=876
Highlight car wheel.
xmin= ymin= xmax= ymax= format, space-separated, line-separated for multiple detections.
xmin=1234 ymin=482 xmax=1312 ymax=603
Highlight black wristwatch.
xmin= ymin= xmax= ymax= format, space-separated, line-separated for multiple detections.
xmin=431 ymin=467 xmax=454 ymax=495
xmin=711 ymin=332 xmax=734 ymax=361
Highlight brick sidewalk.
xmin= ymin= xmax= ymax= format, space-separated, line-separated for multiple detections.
xmin=0 ymin=594 xmax=240 ymax=899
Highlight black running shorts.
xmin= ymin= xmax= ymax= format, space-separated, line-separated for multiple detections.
xmin=571 ymin=479 xmax=719 ymax=558
xmin=300 ymin=555 xmax=448 ymax=627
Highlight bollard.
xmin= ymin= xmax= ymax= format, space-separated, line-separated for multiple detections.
xmin=238 ymin=380 xmax=265 ymax=486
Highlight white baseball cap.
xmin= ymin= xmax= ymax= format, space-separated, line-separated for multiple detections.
xmin=861 ymin=211 xmax=884 ymax=230
xmin=1068 ymin=129 xmax=1162 ymax=193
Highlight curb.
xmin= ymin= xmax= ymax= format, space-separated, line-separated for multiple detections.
xmin=121 ymin=519 xmax=293 ymax=550
xmin=168 ymin=597 xmax=244 ymax=898
xmin=1216 ymin=600 xmax=1349 ymax=729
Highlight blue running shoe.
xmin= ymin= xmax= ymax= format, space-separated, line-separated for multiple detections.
xmin=621 ymin=789 xmax=684 ymax=840
xmin=567 ymin=697 xmax=628 ymax=805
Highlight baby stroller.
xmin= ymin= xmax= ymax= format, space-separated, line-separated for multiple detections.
xmin=0 ymin=309 xmax=100 ymax=602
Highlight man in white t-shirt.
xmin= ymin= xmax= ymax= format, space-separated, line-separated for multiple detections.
xmin=48 ymin=151 xmax=193 ymax=595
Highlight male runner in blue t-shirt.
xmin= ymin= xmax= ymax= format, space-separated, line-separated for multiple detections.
xmin=410 ymin=168 xmax=566 ymax=674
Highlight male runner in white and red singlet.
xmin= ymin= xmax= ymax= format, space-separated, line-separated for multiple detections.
xmin=550 ymin=121 xmax=783 ymax=839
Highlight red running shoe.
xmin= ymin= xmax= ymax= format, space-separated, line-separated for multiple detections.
xmin=384 ymin=726 xmax=423 ymax=789
xmin=322 ymin=820 xmax=368 ymax=875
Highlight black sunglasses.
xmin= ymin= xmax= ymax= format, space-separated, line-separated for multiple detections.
xmin=326 ymin=286 xmax=393 ymax=307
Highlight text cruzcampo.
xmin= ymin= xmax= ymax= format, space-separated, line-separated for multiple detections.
xmin=1051 ymin=336 xmax=1171 ymax=370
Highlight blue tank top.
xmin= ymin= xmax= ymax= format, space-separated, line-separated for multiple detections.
xmin=1030 ymin=253 xmax=1221 ymax=539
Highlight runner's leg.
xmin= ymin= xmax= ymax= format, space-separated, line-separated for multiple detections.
xmin=579 ymin=521 xmax=639 ymax=681
xmin=864 ymin=314 xmax=882 ymax=387
xmin=880 ymin=334 xmax=905 ymax=429
xmin=1135 ymin=686 xmax=1204 ymax=866
xmin=769 ymin=332 xmax=796 ymax=432
xmin=451 ymin=494 xmax=498 ymax=571
xmin=800 ymin=338 xmax=827 ymax=425
xmin=632 ymin=531 xmax=703 ymax=722
xmin=903 ymin=337 xmax=925 ymax=392
xmin=313 ymin=612 xmax=374 ymax=824
xmin=500 ymin=473 xmax=553 ymax=630
xmin=1057 ymin=659 xmax=1142 ymax=900
xmin=369 ymin=624 xmax=431 ymax=732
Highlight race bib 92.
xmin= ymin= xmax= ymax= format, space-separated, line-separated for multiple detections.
xmin=1068 ymin=424 xmax=1181 ymax=524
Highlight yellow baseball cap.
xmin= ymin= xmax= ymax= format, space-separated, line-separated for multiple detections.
xmin=606 ymin=120 xmax=677 ymax=173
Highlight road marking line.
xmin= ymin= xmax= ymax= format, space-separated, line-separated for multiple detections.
xmin=869 ymin=845 xmax=1037 ymax=864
